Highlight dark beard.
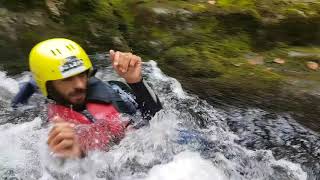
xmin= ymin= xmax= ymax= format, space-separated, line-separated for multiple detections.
xmin=46 ymin=82 xmax=86 ymax=111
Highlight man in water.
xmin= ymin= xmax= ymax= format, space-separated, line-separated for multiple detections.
xmin=24 ymin=38 xmax=162 ymax=158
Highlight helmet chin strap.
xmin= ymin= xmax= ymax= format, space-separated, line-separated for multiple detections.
xmin=46 ymin=81 xmax=86 ymax=111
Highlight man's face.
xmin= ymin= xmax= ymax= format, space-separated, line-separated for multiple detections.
xmin=51 ymin=71 xmax=88 ymax=106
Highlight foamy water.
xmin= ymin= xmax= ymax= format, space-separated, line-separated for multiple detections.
xmin=0 ymin=61 xmax=318 ymax=179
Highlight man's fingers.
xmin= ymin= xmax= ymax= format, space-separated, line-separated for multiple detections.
xmin=129 ymin=56 xmax=137 ymax=67
xmin=119 ymin=53 xmax=132 ymax=73
xmin=109 ymin=50 xmax=116 ymax=64
xmin=48 ymin=124 xmax=67 ymax=144
xmin=129 ymin=55 xmax=141 ymax=67
xmin=113 ymin=51 xmax=120 ymax=66
xmin=52 ymin=139 xmax=74 ymax=153
xmin=49 ymin=131 xmax=75 ymax=146
xmin=48 ymin=123 xmax=74 ymax=138
xmin=48 ymin=132 xmax=75 ymax=148
xmin=112 ymin=52 xmax=134 ymax=73
xmin=109 ymin=50 xmax=115 ymax=59
xmin=48 ymin=127 xmax=60 ymax=145
xmin=48 ymin=124 xmax=74 ymax=142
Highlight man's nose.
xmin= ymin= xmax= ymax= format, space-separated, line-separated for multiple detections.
xmin=72 ymin=75 xmax=86 ymax=89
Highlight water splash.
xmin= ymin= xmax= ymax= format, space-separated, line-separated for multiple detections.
xmin=0 ymin=61 xmax=317 ymax=180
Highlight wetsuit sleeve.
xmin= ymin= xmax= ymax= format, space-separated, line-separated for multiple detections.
xmin=127 ymin=79 xmax=162 ymax=121
xmin=11 ymin=80 xmax=38 ymax=108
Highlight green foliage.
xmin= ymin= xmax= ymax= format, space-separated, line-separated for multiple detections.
xmin=65 ymin=0 xmax=99 ymax=12
xmin=161 ymin=46 xmax=224 ymax=78
xmin=217 ymin=0 xmax=255 ymax=9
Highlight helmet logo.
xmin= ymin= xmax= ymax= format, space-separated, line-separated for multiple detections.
xmin=60 ymin=56 xmax=86 ymax=78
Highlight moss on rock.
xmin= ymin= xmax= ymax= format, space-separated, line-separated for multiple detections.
xmin=0 ymin=0 xmax=45 ymax=11
xmin=1 ymin=0 xmax=320 ymax=130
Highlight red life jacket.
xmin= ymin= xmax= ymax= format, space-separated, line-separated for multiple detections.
xmin=48 ymin=102 xmax=128 ymax=152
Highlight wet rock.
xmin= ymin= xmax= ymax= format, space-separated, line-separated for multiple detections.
xmin=24 ymin=17 xmax=41 ymax=26
xmin=177 ymin=9 xmax=193 ymax=16
xmin=111 ymin=36 xmax=130 ymax=51
xmin=208 ymin=1 xmax=216 ymax=5
xmin=152 ymin=8 xmax=171 ymax=15
xmin=247 ymin=56 xmax=264 ymax=65
xmin=306 ymin=61 xmax=319 ymax=70
xmin=8 ymin=17 xmax=17 ymax=24
xmin=112 ymin=36 xmax=127 ymax=48
xmin=285 ymin=9 xmax=307 ymax=18
xmin=0 ymin=21 xmax=17 ymax=41
xmin=88 ymin=23 xmax=101 ymax=38
xmin=46 ymin=0 xmax=59 ymax=17
xmin=149 ymin=41 xmax=163 ymax=50
xmin=112 ymin=37 xmax=122 ymax=46
xmin=233 ymin=63 xmax=243 ymax=67
xmin=288 ymin=51 xmax=320 ymax=58
xmin=23 ymin=12 xmax=45 ymax=26
xmin=273 ymin=58 xmax=286 ymax=64
xmin=0 ymin=8 xmax=8 ymax=17
xmin=45 ymin=0 xmax=66 ymax=18
xmin=176 ymin=9 xmax=193 ymax=21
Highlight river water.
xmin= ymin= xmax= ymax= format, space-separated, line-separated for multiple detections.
xmin=0 ymin=61 xmax=319 ymax=180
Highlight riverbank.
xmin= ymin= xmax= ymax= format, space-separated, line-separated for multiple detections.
xmin=0 ymin=0 xmax=319 ymax=131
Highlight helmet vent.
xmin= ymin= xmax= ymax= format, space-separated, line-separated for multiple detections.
xmin=51 ymin=50 xmax=57 ymax=56
xmin=66 ymin=45 xmax=72 ymax=51
xmin=56 ymin=49 xmax=62 ymax=55
xmin=70 ymin=44 xmax=75 ymax=50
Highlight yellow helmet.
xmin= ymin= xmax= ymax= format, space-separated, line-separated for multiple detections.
xmin=29 ymin=38 xmax=93 ymax=97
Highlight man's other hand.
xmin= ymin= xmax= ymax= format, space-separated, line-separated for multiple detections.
xmin=47 ymin=120 xmax=83 ymax=159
